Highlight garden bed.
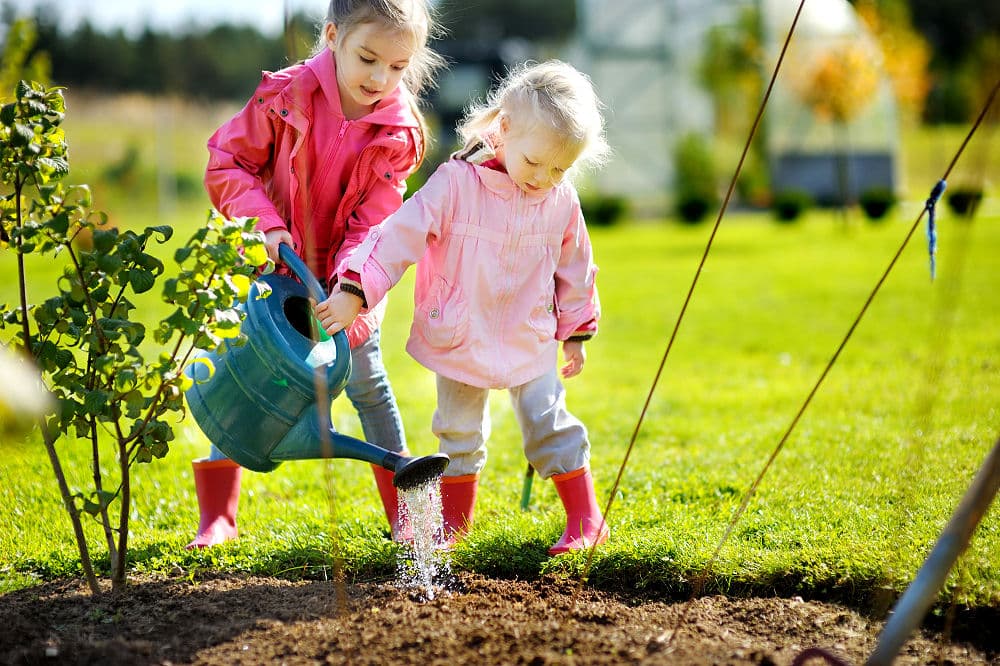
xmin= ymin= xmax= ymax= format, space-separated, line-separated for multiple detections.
xmin=2 ymin=572 xmax=996 ymax=665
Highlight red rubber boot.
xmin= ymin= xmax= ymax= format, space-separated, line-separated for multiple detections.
xmin=440 ymin=473 xmax=479 ymax=547
xmin=548 ymin=467 xmax=610 ymax=555
xmin=186 ymin=458 xmax=242 ymax=550
xmin=371 ymin=464 xmax=413 ymax=543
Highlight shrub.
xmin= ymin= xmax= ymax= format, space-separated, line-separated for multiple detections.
xmin=946 ymin=186 xmax=983 ymax=218
xmin=858 ymin=186 xmax=897 ymax=221
xmin=581 ymin=193 xmax=628 ymax=227
xmin=772 ymin=190 xmax=812 ymax=223
xmin=673 ymin=132 xmax=718 ymax=224
xmin=1 ymin=80 xmax=263 ymax=594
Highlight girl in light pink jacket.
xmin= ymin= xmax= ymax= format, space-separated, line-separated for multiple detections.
xmin=320 ymin=60 xmax=612 ymax=555
xmin=189 ymin=0 xmax=445 ymax=549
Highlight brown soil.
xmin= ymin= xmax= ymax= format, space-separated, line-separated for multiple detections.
xmin=1 ymin=572 xmax=996 ymax=665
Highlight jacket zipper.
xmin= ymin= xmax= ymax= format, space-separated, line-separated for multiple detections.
xmin=496 ymin=188 xmax=525 ymax=386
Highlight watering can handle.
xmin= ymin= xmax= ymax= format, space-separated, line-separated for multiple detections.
xmin=277 ymin=243 xmax=327 ymax=303
xmin=276 ymin=242 xmax=351 ymax=367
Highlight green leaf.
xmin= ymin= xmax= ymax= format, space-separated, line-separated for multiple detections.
xmin=114 ymin=368 xmax=136 ymax=391
xmin=186 ymin=356 xmax=215 ymax=384
xmin=12 ymin=122 xmax=34 ymax=146
xmin=82 ymin=490 xmax=115 ymax=516
xmin=123 ymin=390 xmax=144 ymax=418
xmin=92 ymin=228 xmax=117 ymax=253
xmin=137 ymin=252 xmax=164 ymax=275
xmin=37 ymin=157 xmax=69 ymax=180
xmin=174 ymin=245 xmax=193 ymax=263
xmin=147 ymin=225 xmax=173 ymax=243
xmin=129 ymin=269 xmax=156 ymax=294
xmin=83 ymin=390 xmax=110 ymax=415
xmin=47 ymin=211 xmax=71 ymax=236
xmin=0 ymin=103 xmax=15 ymax=126
xmin=96 ymin=252 xmax=123 ymax=274
xmin=149 ymin=438 xmax=169 ymax=459
xmin=54 ymin=349 xmax=74 ymax=368
xmin=242 ymin=242 xmax=268 ymax=268
xmin=58 ymin=398 xmax=78 ymax=423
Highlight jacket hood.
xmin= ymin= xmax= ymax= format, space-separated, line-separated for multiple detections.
xmin=306 ymin=50 xmax=421 ymax=130
xmin=452 ymin=133 xmax=555 ymax=203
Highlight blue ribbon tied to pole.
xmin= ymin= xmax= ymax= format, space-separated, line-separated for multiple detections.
xmin=925 ymin=179 xmax=946 ymax=281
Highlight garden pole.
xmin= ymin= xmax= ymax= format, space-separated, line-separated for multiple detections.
xmin=520 ymin=463 xmax=534 ymax=511
xmin=866 ymin=437 xmax=1000 ymax=666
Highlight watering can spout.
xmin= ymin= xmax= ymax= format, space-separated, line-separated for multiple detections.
xmin=267 ymin=404 xmax=450 ymax=490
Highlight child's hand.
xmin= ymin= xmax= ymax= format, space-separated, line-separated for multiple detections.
xmin=315 ymin=289 xmax=364 ymax=336
xmin=561 ymin=340 xmax=586 ymax=378
xmin=264 ymin=229 xmax=294 ymax=266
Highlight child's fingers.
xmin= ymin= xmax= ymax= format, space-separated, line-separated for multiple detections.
xmin=317 ymin=312 xmax=346 ymax=335
xmin=561 ymin=358 xmax=582 ymax=378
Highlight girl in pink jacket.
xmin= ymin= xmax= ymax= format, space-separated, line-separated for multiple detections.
xmin=320 ymin=61 xmax=612 ymax=555
xmin=189 ymin=0 xmax=445 ymax=549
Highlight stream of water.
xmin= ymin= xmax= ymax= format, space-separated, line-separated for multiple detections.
xmin=396 ymin=479 xmax=452 ymax=600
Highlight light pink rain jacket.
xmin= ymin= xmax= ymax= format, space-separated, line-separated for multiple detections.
xmin=204 ymin=50 xmax=423 ymax=348
xmin=341 ymin=158 xmax=600 ymax=389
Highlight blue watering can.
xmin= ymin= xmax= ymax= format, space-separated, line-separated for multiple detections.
xmin=184 ymin=244 xmax=449 ymax=490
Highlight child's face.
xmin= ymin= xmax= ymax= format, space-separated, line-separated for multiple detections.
xmin=326 ymin=21 xmax=417 ymax=119
xmin=497 ymin=116 xmax=583 ymax=196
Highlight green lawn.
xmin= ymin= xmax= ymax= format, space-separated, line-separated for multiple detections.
xmin=2 ymin=202 xmax=997 ymax=608
xmin=1 ymin=95 xmax=997 ymax=608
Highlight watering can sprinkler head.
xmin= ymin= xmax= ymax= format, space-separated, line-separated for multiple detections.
xmin=390 ymin=452 xmax=451 ymax=490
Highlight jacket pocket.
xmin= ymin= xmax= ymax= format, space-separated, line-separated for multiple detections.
xmin=527 ymin=296 xmax=558 ymax=342
xmin=415 ymin=276 xmax=470 ymax=350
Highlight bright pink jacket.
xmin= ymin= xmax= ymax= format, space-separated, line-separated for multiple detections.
xmin=204 ymin=50 xmax=422 ymax=347
xmin=342 ymin=159 xmax=600 ymax=389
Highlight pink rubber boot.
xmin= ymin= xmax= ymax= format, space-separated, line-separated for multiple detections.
xmin=548 ymin=467 xmax=610 ymax=555
xmin=371 ymin=464 xmax=413 ymax=543
xmin=186 ymin=458 xmax=242 ymax=549
xmin=440 ymin=473 xmax=479 ymax=547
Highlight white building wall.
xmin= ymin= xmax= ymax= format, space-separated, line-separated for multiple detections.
xmin=573 ymin=0 xmax=899 ymax=213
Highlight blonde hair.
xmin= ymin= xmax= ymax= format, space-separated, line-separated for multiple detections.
xmin=316 ymin=0 xmax=445 ymax=96
xmin=457 ymin=60 xmax=611 ymax=173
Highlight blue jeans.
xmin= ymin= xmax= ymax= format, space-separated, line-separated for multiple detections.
xmin=209 ymin=328 xmax=407 ymax=460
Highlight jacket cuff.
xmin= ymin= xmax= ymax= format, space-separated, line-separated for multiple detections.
xmin=565 ymin=318 xmax=597 ymax=342
xmin=338 ymin=272 xmax=367 ymax=308
xmin=252 ymin=213 xmax=287 ymax=234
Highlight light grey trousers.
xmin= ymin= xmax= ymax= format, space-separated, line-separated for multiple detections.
xmin=432 ymin=369 xmax=590 ymax=478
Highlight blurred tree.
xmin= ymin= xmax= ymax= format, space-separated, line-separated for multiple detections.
xmin=855 ymin=0 xmax=1000 ymax=122
xmin=905 ymin=0 xmax=1000 ymax=67
xmin=54 ymin=23 xmax=138 ymax=94
xmin=172 ymin=25 xmax=289 ymax=100
xmin=0 ymin=1 xmax=306 ymax=101
xmin=854 ymin=0 xmax=931 ymax=126
xmin=699 ymin=6 xmax=762 ymax=136
xmin=435 ymin=0 xmax=576 ymax=43
xmin=789 ymin=42 xmax=880 ymax=217
xmin=698 ymin=5 xmax=769 ymax=206
xmin=794 ymin=44 xmax=879 ymax=124
xmin=0 ymin=15 xmax=50 ymax=102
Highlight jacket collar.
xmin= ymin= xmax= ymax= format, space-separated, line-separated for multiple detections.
xmin=453 ymin=134 xmax=551 ymax=202
xmin=306 ymin=50 xmax=420 ymax=129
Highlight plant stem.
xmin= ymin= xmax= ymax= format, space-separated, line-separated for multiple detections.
xmin=13 ymin=177 xmax=101 ymax=595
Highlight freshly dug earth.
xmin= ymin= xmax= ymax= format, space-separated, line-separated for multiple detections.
xmin=1 ymin=572 xmax=996 ymax=665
